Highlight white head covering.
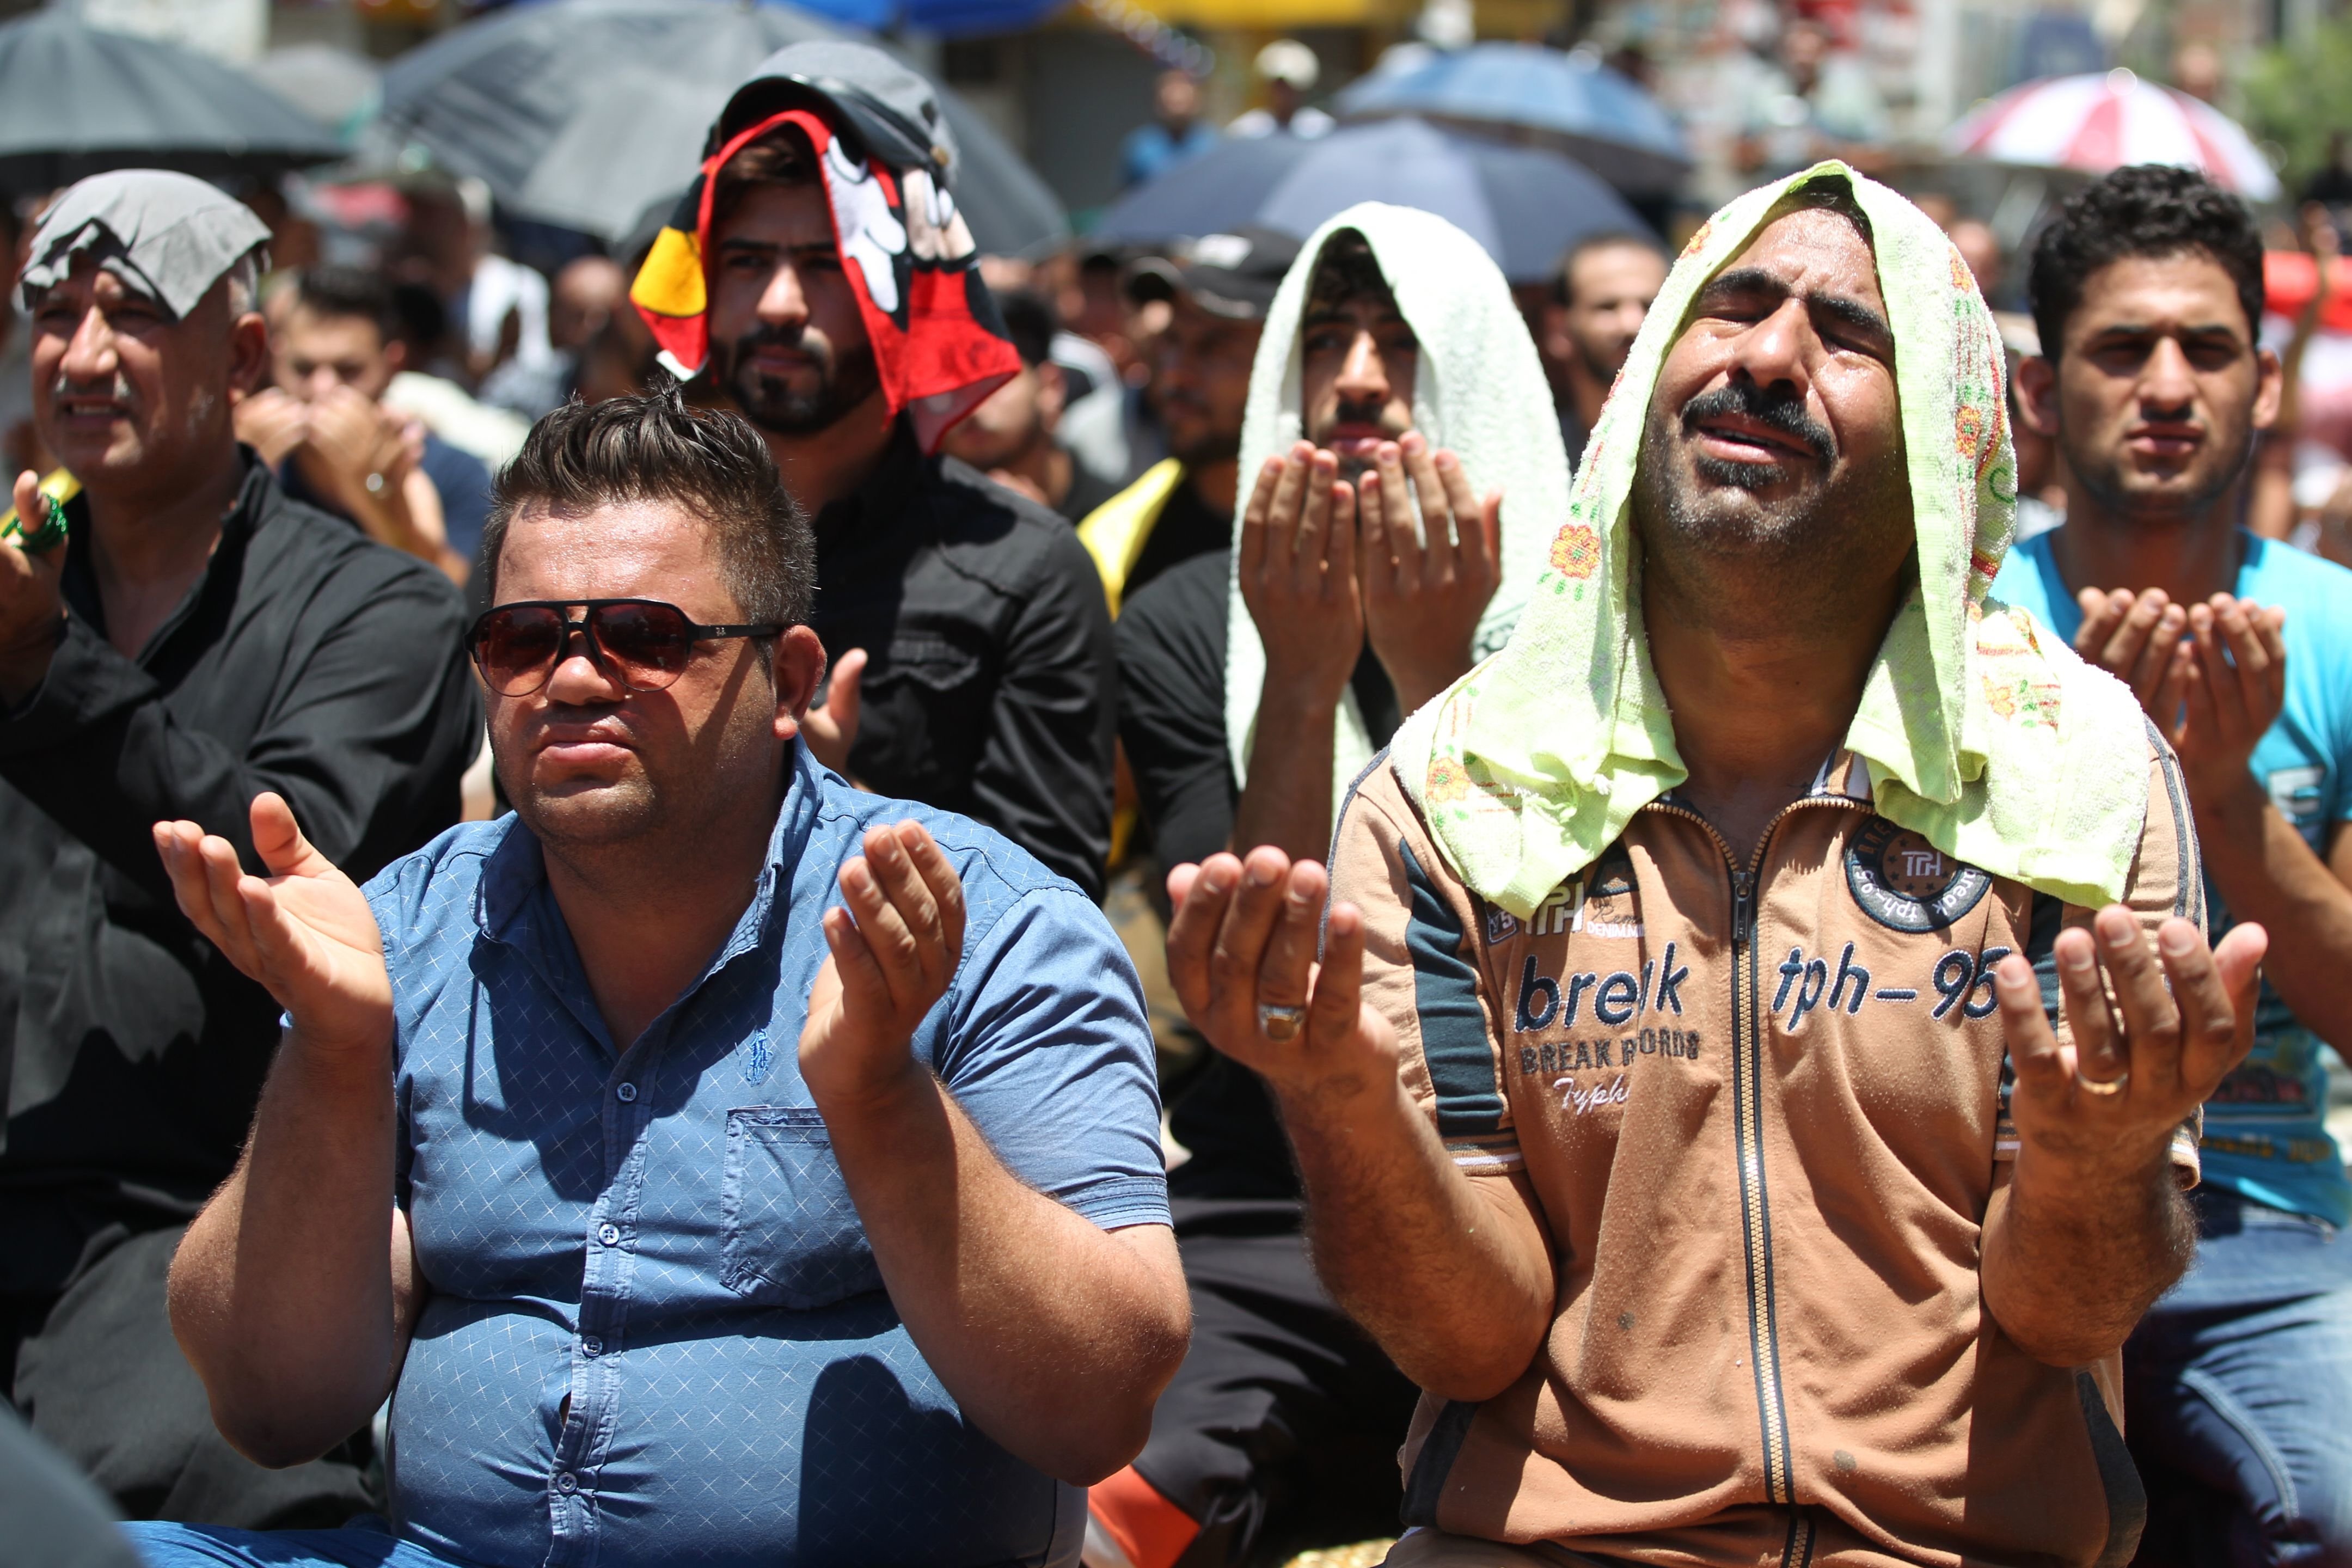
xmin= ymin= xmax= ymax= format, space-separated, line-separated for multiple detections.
xmin=1223 ymin=202 xmax=1569 ymax=816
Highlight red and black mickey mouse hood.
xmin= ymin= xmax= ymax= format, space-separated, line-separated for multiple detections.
xmin=629 ymin=42 xmax=1019 ymax=454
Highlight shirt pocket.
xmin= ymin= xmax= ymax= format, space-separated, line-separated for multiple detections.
xmin=719 ymin=1106 xmax=885 ymax=1310
xmin=854 ymin=632 xmax=990 ymax=797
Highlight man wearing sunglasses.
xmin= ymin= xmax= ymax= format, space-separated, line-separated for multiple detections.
xmin=0 ymin=172 xmax=477 ymax=1527
xmin=630 ymin=42 xmax=1117 ymax=900
xmin=131 ymin=388 xmax=1188 ymax=1568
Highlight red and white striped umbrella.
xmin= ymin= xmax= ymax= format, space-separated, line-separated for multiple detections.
xmin=1944 ymin=69 xmax=2279 ymax=200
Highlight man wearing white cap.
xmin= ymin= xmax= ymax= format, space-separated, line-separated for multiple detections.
xmin=1228 ymin=41 xmax=1334 ymax=140
xmin=0 ymin=170 xmax=477 ymax=1523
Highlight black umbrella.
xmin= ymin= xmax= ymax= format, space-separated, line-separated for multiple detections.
xmin=1091 ymin=118 xmax=1652 ymax=286
xmin=378 ymin=0 xmax=1067 ymax=256
xmin=0 ymin=11 xmax=345 ymax=192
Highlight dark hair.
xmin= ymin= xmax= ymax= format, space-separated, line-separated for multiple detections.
xmin=291 ymin=265 xmax=399 ymax=343
xmin=483 ymin=383 xmax=816 ymax=627
xmin=2029 ymin=165 xmax=2265 ymax=360
xmin=994 ymin=289 xmax=1057 ymax=367
xmin=1773 ymin=178 xmax=1874 ymax=247
xmin=385 ymin=280 xmax=446 ymax=356
xmin=1304 ymin=231 xmax=1392 ymax=318
xmin=1557 ymin=231 xmax=1665 ymax=307
xmin=712 ymin=122 xmax=820 ymax=233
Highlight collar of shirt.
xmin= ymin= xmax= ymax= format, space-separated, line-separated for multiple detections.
xmin=1651 ymin=749 xmax=1872 ymax=811
xmin=469 ymin=739 xmax=825 ymax=1065
xmin=56 ymin=448 xmax=284 ymax=660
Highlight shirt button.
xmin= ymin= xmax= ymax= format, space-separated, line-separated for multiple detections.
xmin=581 ymin=1337 xmax=603 ymax=1357
xmin=615 ymin=1082 xmax=638 ymax=1103
xmin=555 ymin=1471 xmax=579 ymax=1494
xmin=597 ymin=1223 xmax=621 ymax=1247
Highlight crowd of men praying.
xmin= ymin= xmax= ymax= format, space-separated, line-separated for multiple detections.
xmin=2 ymin=37 xmax=2348 ymax=1568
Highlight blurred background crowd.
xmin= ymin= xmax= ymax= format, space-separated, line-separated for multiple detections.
xmin=5 ymin=0 xmax=2352 ymax=585
xmin=1 ymin=1 xmax=2351 ymax=1565
xmin=1 ymin=0 xmax=2350 ymax=577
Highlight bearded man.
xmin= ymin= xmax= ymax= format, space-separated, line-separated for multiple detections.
xmin=1165 ymin=166 xmax=2266 ymax=1567
xmin=632 ymin=42 xmax=1116 ymax=898
xmin=1092 ymin=204 xmax=1564 ymax=1568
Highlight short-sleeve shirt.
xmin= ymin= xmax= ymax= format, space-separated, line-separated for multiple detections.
xmin=1996 ymin=528 xmax=2352 ymax=1227
xmin=1330 ymin=743 xmax=2195 ymax=1567
xmin=366 ymin=742 xmax=1168 ymax=1568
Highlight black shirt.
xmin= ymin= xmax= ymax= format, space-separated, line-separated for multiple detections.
xmin=1056 ymin=458 xmax=1120 ymax=526
xmin=1113 ymin=548 xmax=1403 ymax=1200
xmin=812 ymin=422 xmax=1116 ymax=900
xmin=1126 ymin=473 xmax=1230 ymax=605
xmin=0 ymin=456 xmax=479 ymax=1294
xmin=1115 ymin=549 xmax=1402 ymax=870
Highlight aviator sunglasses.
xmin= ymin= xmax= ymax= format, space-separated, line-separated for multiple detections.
xmin=465 ymin=599 xmax=784 ymax=697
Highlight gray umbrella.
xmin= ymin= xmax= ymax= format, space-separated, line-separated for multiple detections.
xmin=378 ymin=0 xmax=1067 ymax=256
xmin=0 ymin=11 xmax=345 ymax=192
xmin=1093 ymin=119 xmax=1653 ymax=287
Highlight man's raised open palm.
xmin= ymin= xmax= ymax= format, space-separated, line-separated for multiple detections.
xmin=153 ymin=792 xmax=393 ymax=1058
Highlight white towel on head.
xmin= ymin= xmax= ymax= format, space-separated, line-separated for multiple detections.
xmin=1222 ymin=202 xmax=1569 ymax=814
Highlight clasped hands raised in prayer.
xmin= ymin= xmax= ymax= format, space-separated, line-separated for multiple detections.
xmin=1241 ymin=432 xmax=1502 ymax=716
xmin=2072 ymin=584 xmax=2286 ymax=806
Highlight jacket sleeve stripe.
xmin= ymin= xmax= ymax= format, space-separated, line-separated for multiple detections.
xmin=1399 ymin=839 xmax=1505 ymax=1137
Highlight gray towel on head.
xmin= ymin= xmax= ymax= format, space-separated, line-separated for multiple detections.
xmin=21 ymin=169 xmax=270 ymax=320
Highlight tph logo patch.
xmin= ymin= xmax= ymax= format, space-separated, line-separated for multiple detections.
xmin=1846 ymin=817 xmax=1990 ymax=933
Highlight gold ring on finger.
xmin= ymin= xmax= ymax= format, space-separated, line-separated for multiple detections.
xmin=1258 ymin=1002 xmax=1307 ymax=1042
xmin=2077 ymin=1069 xmax=2130 ymax=1098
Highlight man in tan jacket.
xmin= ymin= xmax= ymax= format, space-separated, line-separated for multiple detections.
xmin=1161 ymin=165 xmax=2269 ymax=1567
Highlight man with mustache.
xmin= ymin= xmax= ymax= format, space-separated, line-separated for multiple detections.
xmin=0 ymin=171 xmax=476 ymax=1522
xmin=1077 ymin=229 xmax=1296 ymax=616
xmin=1092 ymin=207 xmax=1561 ymax=1568
xmin=1995 ymin=165 xmax=2352 ymax=1567
xmin=634 ymin=42 xmax=1116 ymax=898
xmin=1538 ymin=231 xmax=1669 ymax=467
xmin=127 ymin=387 xmax=1186 ymax=1568
xmin=1165 ymin=168 xmax=2265 ymax=1567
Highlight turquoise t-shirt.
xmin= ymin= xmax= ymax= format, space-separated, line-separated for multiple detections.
xmin=1995 ymin=529 xmax=2352 ymax=1226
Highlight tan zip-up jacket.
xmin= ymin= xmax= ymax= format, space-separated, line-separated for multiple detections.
xmin=1329 ymin=743 xmax=2200 ymax=1568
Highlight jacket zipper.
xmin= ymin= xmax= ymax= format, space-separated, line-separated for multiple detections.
xmin=1643 ymin=795 xmax=1864 ymax=1521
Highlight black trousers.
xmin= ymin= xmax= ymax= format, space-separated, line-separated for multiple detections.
xmin=1136 ymin=1198 xmax=1422 ymax=1568
xmin=3 ymin=1224 xmax=376 ymax=1528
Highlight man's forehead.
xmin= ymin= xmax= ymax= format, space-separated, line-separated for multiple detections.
xmin=713 ymin=182 xmax=834 ymax=249
xmin=2072 ymin=251 xmax=2250 ymax=333
xmin=283 ymin=305 xmax=382 ymax=347
xmin=1718 ymin=205 xmax=1884 ymax=302
xmin=1575 ymin=242 xmax=1667 ymax=288
xmin=36 ymin=252 xmax=164 ymax=310
xmin=503 ymin=500 xmax=720 ymax=582
xmin=1303 ymin=289 xmax=1405 ymax=323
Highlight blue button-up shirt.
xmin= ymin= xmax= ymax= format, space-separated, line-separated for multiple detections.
xmin=366 ymin=743 xmax=1168 ymax=1568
